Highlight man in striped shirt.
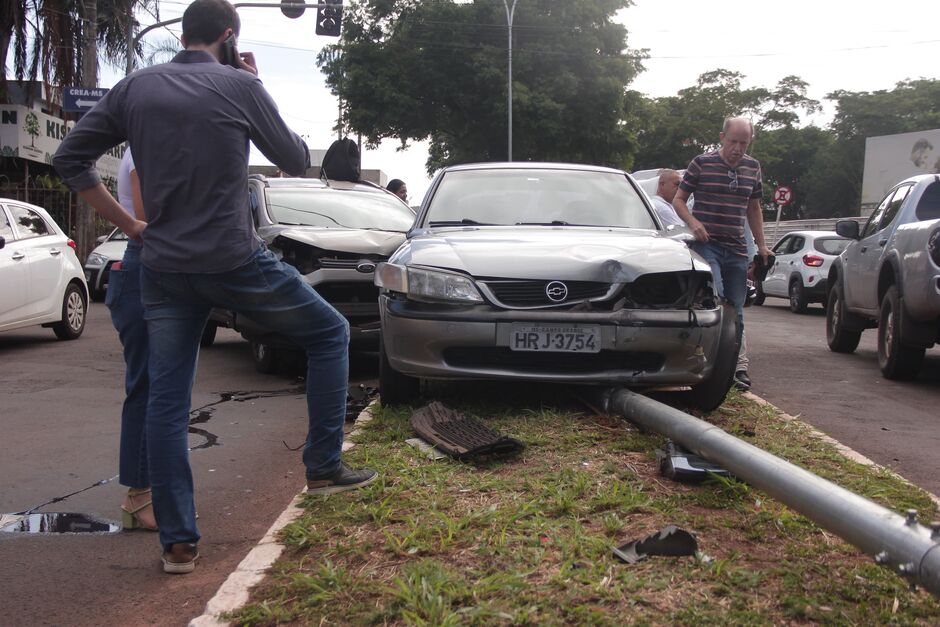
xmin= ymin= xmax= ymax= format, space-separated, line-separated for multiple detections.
xmin=672 ymin=117 xmax=771 ymax=389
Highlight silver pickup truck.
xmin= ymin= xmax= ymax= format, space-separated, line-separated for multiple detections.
xmin=826 ymin=174 xmax=940 ymax=379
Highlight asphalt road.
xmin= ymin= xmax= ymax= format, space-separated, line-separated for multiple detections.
xmin=2 ymin=298 xmax=938 ymax=625
xmin=746 ymin=297 xmax=940 ymax=496
xmin=0 ymin=303 xmax=377 ymax=626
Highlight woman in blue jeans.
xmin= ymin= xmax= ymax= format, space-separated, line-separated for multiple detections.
xmin=107 ymin=148 xmax=157 ymax=531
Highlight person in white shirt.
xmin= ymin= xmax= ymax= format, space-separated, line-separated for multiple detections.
xmin=650 ymin=169 xmax=684 ymax=227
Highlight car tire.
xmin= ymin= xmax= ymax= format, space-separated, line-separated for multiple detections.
xmin=379 ymin=339 xmax=419 ymax=406
xmin=686 ymin=303 xmax=740 ymax=412
xmin=788 ymin=279 xmax=808 ymax=313
xmin=826 ymin=282 xmax=862 ymax=353
xmin=52 ymin=282 xmax=87 ymax=340
xmin=250 ymin=340 xmax=278 ymax=374
xmin=877 ymin=285 xmax=925 ymax=380
xmin=753 ymin=282 xmax=766 ymax=306
xmin=200 ymin=321 xmax=218 ymax=347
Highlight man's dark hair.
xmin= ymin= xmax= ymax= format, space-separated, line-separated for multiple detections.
xmin=182 ymin=0 xmax=240 ymax=46
xmin=387 ymin=179 xmax=405 ymax=193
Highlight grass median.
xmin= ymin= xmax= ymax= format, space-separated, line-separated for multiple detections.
xmin=228 ymin=383 xmax=940 ymax=625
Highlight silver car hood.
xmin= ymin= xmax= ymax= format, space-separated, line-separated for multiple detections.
xmin=398 ymin=227 xmax=702 ymax=282
xmin=263 ymin=226 xmax=406 ymax=256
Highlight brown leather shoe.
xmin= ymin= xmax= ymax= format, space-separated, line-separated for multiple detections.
xmin=162 ymin=542 xmax=199 ymax=574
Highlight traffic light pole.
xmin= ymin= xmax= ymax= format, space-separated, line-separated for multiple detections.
xmin=126 ymin=2 xmax=339 ymax=75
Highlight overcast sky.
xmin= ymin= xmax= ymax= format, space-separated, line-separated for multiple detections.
xmin=104 ymin=0 xmax=940 ymax=204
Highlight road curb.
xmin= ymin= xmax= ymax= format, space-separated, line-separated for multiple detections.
xmin=188 ymin=400 xmax=379 ymax=627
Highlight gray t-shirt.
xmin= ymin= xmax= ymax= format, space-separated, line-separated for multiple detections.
xmin=54 ymin=50 xmax=309 ymax=273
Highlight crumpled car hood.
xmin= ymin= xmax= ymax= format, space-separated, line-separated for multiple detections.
xmin=397 ymin=227 xmax=699 ymax=282
xmin=262 ymin=226 xmax=406 ymax=256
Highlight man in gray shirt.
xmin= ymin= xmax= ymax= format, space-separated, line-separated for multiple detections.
xmin=54 ymin=0 xmax=376 ymax=575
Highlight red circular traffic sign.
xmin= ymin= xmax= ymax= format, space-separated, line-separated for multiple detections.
xmin=774 ymin=186 xmax=793 ymax=205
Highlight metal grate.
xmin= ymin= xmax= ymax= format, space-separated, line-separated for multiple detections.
xmin=443 ymin=347 xmax=663 ymax=374
xmin=480 ymin=279 xmax=612 ymax=307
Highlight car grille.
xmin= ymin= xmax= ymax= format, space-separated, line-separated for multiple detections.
xmin=442 ymin=347 xmax=664 ymax=375
xmin=479 ymin=280 xmax=613 ymax=308
xmin=314 ymin=283 xmax=380 ymax=322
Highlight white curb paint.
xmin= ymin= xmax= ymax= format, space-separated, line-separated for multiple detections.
xmin=189 ymin=400 xmax=378 ymax=627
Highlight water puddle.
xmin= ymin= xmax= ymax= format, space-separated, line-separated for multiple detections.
xmin=0 ymin=512 xmax=120 ymax=534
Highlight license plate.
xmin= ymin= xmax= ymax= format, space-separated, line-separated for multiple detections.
xmin=509 ymin=324 xmax=600 ymax=353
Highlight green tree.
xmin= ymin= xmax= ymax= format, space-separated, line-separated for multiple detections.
xmin=24 ymin=110 xmax=40 ymax=146
xmin=319 ymin=0 xmax=644 ymax=173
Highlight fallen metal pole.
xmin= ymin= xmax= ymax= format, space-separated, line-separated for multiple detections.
xmin=590 ymin=387 xmax=940 ymax=597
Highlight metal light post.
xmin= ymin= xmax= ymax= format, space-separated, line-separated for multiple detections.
xmin=502 ymin=0 xmax=518 ymax=162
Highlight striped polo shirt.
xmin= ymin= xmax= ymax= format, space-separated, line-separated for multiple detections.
xmin=679 ymin=151 xmax=762 ymax=256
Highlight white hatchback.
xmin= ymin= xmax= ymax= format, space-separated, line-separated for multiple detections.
xmin=756 ymin=230 xmax=849 ymax=313
xmin=0 ymin=198 xmax=89 ymax=339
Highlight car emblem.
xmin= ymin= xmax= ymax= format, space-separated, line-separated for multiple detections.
xmin=356 ymin=261 xmax=377 ymax=274
xmin=545 ymin=281 xmax=568 ymax=302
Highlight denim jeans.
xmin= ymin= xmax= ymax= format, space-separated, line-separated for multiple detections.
xmin=689 ymin=241 xmax=748 ymax=341
xmin=140 ymin=247 xmax=350 ymax=548
xmin=106 ymin=240 xmax=150 ymax=489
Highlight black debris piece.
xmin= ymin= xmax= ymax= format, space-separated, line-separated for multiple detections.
xmin=612 ymin=525 xmax=698 ymax=564
xmin=657 ymin=440 xmax=731 ymax=483
xmin=411 ymin=402 xmax=525 ymax=460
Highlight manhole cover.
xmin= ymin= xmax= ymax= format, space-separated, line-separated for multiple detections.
xmin=0 ymin=512 xmax=121 ymax=534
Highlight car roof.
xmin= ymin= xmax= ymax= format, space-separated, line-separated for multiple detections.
xmin=439 ymin=162 xmax=629 ymax=176
xmin=783 ymin=230 xmax=844 ymax=238
xmin=250 ymin=175 xmax=399 ymax=197
xmin=0 ymin=197 xmax=64 ymax=231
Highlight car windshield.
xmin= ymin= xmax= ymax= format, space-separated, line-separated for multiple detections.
xmin=267 ymin=188 xmax=416 ymax=232
xmin=424 ymin=168 xmax=656 ymax=229
xmin=813 ymin=237 xmax=849 ymax=255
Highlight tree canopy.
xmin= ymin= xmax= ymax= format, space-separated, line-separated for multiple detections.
xmin=319 ymin=0 xmax=643 ymax=172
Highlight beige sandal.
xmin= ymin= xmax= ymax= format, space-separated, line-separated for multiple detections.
xmin=121 ymin=488 xmax=158 ymax=531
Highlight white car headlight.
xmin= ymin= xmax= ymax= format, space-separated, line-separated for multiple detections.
xmin=375 ymin=263 xmax=483 ymax=303
xmin=86 ymin=252 xmax=108 ymax=266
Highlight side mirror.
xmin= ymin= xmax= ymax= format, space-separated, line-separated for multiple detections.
xmin=96 ymin=235 xmax=107 ymax=245
xmin=835 ymin=219 xmax=859 ymax=240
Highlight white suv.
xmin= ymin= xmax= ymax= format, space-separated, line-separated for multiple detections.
xmin=755 ymin=230 xmax=849 ymax=313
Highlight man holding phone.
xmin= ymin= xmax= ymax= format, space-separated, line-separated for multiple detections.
xmin=54 ymin=0 xmax=376 ymax=575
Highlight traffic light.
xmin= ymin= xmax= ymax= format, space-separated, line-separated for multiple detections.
xmin=316 ymin=0 xmax=343 ymax=37
xmin=280 ymin=0 xmax=305 ymax=19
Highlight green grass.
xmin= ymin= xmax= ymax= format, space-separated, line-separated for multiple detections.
xmin=227 ymin=385 xmax=940 ymax=625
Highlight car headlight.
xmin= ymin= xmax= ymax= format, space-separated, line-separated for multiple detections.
xmin=86 ymin=252 xmax=107 ymax=266
xmin=375 ymin=263 xmax=483 ymax=303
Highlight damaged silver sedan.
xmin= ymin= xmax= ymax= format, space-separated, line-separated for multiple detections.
xmin=223 ymin=175 xmax=416 ymax=372
xmin=375 ymin=163 xmax=740 ymax=410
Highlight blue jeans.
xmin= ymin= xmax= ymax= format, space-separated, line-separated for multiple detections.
xmin=106 ymin=240 xmax=150 ymax=489
xmin=140 ymin=247 xmax=350 ymax=549
xmin=689 ymin=240 xmax=748 ymax=333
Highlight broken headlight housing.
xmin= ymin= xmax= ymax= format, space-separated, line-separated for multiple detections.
xmin=375 ymin=263 xmax=483 ymax=304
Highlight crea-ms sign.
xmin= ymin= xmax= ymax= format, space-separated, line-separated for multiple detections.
xmin=0 ymin=104 xmax=122 ymax=181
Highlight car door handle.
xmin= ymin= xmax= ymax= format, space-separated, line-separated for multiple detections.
xmin=12 ymin=251 xmax=25 ymax=261
xmin=49 ymin=248 xmax=62 ymax=256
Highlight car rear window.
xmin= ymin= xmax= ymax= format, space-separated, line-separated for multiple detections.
xmin=267 ymin=189 xmax=416 ymax=232
xmin=915 ymin=180 xmax=940 ymax=221
xmin=814 ymin=237 xmax=849 ymax=255
xmin=424 ymin=168 xmax=656 ymax=230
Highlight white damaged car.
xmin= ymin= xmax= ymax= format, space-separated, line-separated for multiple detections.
xmin=375 ymin=162 xmax=740 ymax=410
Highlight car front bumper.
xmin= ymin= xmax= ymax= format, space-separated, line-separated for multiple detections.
xmin=380 ymin=295 xmax=725 ymax=386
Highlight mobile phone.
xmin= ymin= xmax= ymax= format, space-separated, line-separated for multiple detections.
xmin=221 ymin=34 xmax=240 ymax=68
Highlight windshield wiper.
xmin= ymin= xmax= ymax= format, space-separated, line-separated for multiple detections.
xmin=514 ymin=220 xmax=571 ymax=226
xmin=427 ymin=218 xmax=494 ymax=226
